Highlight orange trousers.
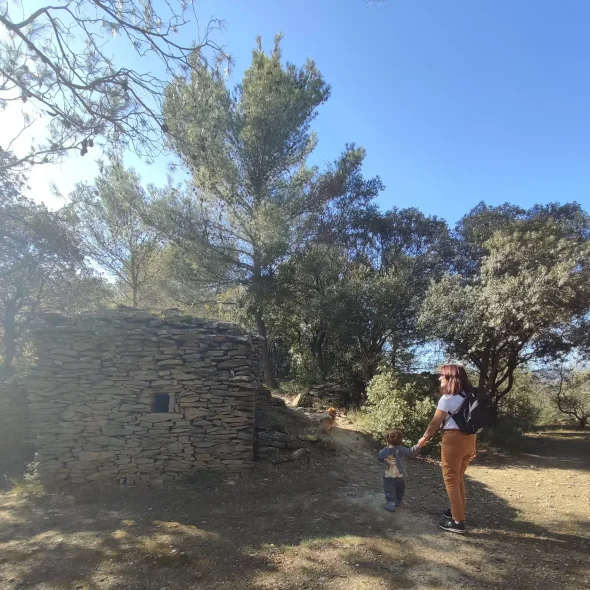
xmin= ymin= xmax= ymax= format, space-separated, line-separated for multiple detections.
xmin=441 ymin=430 xmax=477 ymax=522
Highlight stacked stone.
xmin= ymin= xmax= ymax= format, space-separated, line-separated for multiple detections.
xmin=297 ymin=383 xmax=348 ymax=409
xmin=255 ymin=429 xmax=309 ymax=463
xmin=25 ymin=309 xmax=261 ymax=489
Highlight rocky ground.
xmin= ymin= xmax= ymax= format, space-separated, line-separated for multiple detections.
xmin=0 ymin=404 xmax=588 ymax=589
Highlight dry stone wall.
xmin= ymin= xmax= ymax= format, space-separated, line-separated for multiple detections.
xmin=25 ymin=309 xmax=262 ymax=489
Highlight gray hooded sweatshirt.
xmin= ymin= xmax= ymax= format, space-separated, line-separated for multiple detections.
xmin=377 ymin=445 xmax=419 ymax=478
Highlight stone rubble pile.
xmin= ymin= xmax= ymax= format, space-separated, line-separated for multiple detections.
xmin=26 ymin=309 xmax=263 ymax=489
xmin=255 ymin=428 xmax=309 ymax=463
xmin=294 ymin=382 xmax=348 ymax=409
xmin=256 ymin=385 xmax=286 ymax=409
xmin=254 ymin=404 xmax=337 ymax=463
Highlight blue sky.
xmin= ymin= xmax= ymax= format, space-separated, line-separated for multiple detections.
xmin=6 ymin=0 xmax=590 ymax=224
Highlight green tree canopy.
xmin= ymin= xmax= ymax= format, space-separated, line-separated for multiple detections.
xmin=421 ymin=203 xmax=590 ymax=419
xmin=70 ymin=157 xmax=167 ymax=308
xmin=267 ymin=207 xmax=452 ymax=392
xmin=150 ymin=35 xmax=382 ymax=386
xmin=538 ymin=364 xmax=590 ymax=430
xmin=1 ymin=149 xmax=108 ymax=373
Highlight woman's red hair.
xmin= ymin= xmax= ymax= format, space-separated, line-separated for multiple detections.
xmin=440 ymin=364 xmax=473 ymax=395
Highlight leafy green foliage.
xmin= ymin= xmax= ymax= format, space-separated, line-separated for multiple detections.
xmin=70 ymin=158 xmax=168 ymax=308
xmin=552 ymin=367 xmax=590 ymax=429
xmin=152 ymin=35 xmax=382 ymax=386
xmin=266 ymin=207 xmax=452 ymax=392
xmin=420 ymin=203 xmax=590 ymax=419
xmin=362 ymin=368 xmax=437 ymax=444
xmin=497 ymin=372 xmax=541 ymax=426
xmin=0 ymin=149 xmax=110 ymax=374
xmin=479 ymin=371 xmax=543 ymax=446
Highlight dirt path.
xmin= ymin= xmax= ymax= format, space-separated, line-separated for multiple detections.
xmin=0 ymin=414 xmax=588 ymax=590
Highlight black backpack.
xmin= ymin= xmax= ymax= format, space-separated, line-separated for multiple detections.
xmin=448 ymin=390 xmax=491 ymax=434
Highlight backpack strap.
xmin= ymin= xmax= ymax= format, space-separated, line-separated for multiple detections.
xmin=447 ymin=391 xmax=466 ymax=418
xmin=439 ymin=391 xmax=465 ymax=431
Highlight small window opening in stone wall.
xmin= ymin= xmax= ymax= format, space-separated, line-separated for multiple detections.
xmin=152 ymin=393 xmax=170 ymax=413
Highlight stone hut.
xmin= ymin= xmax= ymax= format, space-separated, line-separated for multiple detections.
xmin=22 ymin=309 xmax=263 ymax=489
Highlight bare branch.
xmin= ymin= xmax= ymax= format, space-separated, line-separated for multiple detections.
xmin=0 ymin=0 xmax=231 ymax=171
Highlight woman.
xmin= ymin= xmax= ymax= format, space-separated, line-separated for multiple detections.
xmin=418 ymin=364 xmax=477 ymax=534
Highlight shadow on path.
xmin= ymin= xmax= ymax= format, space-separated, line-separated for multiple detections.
xmin=0 ymin=426 xmax=588 ymax=589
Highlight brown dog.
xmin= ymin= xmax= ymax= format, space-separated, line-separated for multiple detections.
xmin=318 ymin=408 xmax=337 ymax=433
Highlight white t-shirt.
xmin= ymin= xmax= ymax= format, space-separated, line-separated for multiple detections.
xmin=437 ymin=393 xmax=465 ymax=430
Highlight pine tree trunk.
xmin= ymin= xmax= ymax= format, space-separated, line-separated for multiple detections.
xmin=131 ymin=265 xmax=139 ymax=308
xmin=252 ymin=248 xmax=278 ymax=389
xmin=254 ymin=308 xmax=278 ymax=389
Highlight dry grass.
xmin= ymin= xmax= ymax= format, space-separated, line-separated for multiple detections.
xmin=6 ymin=477 xmax=45 ymax=499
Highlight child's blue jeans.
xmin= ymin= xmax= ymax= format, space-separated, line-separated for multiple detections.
xmin=383 ymin=477 xmax=405 ymax=505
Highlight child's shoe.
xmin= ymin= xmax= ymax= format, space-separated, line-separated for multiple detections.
xmin=384 ymin=502 xmax=397 ymax=512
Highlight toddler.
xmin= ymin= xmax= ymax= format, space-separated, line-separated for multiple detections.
xmin=377 ymin=430 xmax=420 ymax=512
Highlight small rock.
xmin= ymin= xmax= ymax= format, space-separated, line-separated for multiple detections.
xmin=290 ymin=448 xmax=310 ymax=461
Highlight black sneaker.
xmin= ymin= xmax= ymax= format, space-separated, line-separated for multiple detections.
xmin=442 ymin=508 xmax=452 ymax=519
xmin=438 ymin=518 xmax=466 ymax=534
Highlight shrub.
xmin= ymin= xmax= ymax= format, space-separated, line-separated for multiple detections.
xmin=480 ymin=371 xmax=542 ymax=447
xmin=362 ymin=368 xmax=437 ymax=445
xmin=498 ymin=382 xmax=540 ymax=427
xmin=479 ymin=418 xmax=530 ymax=448
xmin=551 ymin=368 xmax=590 ymax=430
xmin=8 ymin=464 xmax=44 ymax=498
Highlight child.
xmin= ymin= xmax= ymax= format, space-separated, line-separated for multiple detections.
xmin=377 ymin=430 xmax=420 ymax=512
